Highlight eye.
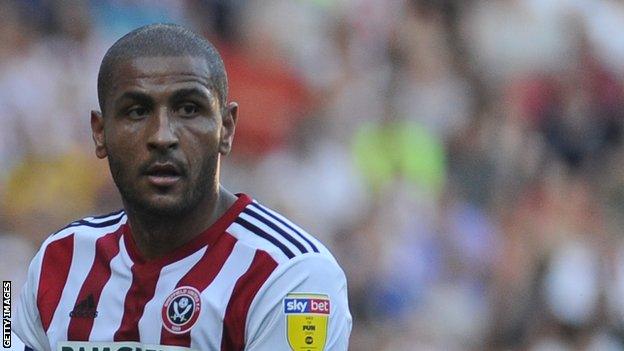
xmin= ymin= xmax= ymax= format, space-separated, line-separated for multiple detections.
xmin=176 ymin=103 xmax=200 ymax=118
xmin=127 ymin=106 xmax=149 ymax=119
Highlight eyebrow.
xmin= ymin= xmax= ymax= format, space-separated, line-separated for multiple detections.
xmin=112 ymin=86 xmax=217 ymax=113
xmin=169 ymin=87 xmax=215 ymax=104
xmin=116 ymin=91 xmax=154 ymax=106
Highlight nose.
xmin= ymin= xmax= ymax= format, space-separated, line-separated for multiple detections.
xmin=147 ymin=107 xmax=179 ymax=152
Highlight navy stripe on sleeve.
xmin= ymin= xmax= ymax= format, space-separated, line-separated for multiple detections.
xmin=89 ymin=209 xmax=125 ymax=221
xmin=234 ymin=218 xmax=295 ymax=259
xmin=243 ymin=208 xmax=308 ymax=254
xmin=52 ymin=212 xmax=125 ymax=236
xmin=250 ymin=203 xmax=319 ymax=253
xmin=65 ymin=215 xmax=124 ymax=229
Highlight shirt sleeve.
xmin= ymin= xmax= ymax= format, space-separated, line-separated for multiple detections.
xmin=13 ymin=250 xmax=49 ymax=351
xmin=244 ymin=254 xmax=352 ymax=351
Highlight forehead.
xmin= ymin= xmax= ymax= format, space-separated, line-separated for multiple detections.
xmin=110 ymin=56 xmax=214 ymax=96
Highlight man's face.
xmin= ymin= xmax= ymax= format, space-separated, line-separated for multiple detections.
xmin=91 ymin=56 xmax=237 ymax=217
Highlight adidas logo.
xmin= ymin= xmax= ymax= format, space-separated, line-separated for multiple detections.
xmin=70 ymin=294 xmax=98 ymax=318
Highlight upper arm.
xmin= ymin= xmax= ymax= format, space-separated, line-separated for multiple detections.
xmin=13 ymin=250 xmax=48 ymax=351
xmin=244 ymin=255 xmax=352 ymax=351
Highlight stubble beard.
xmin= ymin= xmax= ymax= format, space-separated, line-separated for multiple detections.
xmin=108 ymin=152 xmax=219 ymax=220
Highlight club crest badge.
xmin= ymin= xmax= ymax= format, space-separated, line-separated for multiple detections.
xmin=284 ymin=293 xmax=330 ymax=351
xmin=162 ymin=286 xmax=202 ymax=334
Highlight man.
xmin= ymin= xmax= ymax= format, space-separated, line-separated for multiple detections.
xmin=14 ymin=24 xmax=351 ymax=351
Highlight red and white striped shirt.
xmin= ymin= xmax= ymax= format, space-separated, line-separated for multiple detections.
xmin=14 ymin=194 xmax=351 ymax=351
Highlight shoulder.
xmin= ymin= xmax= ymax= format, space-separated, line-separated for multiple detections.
xmin=223 ymin=198 xmax=350 ymax=348
xmin=48 ymin=209 xmax=126 ymax=240
xmin=51 ymin=209 xmax=127 ymax=239
xmin=32 ymin=209 xmax=128 ymax=269
xmin=225 ymin=198 xmax=348 ymax=312
xmin=16 ymin=209 xmax=129 ymax=341
xmin=23 ymin=210 xmax=128 ymax=302
xmin=234 ymin=203 xmax=351 ymax=350
xmin=226 ymin=199 xmax=339 ymax=268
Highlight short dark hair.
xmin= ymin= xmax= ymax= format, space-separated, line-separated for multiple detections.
xmin=97 ymin=23 xmax=227 ymax=113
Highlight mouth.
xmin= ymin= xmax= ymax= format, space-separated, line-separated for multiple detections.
xmin=143 ymin=162 xmax=183 ymax=188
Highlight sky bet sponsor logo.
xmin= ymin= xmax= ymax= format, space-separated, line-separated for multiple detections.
xmin=284 ymin=294 xmax=330 ymax=315
xmin=284 ymin=293 xmax=330 ymax=350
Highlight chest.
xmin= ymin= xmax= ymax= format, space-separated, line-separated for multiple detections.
xmin=42 ymin=251 xmax=247 ymax=351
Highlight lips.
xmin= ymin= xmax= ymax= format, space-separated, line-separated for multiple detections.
xmin=143 ymin=162 xmax=183 ymax=187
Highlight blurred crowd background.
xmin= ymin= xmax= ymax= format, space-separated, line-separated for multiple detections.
xmin=2 ymin=0 xmax=624 ymax=350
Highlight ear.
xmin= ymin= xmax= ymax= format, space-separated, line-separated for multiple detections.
xmin=91 ymin=110 xmax=108 ymax=159
xmin=219 ymin=102 xmax=238 ymax=155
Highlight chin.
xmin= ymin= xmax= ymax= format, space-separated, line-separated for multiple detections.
xmin=149 ymin=200 xmax=192 ymax=217
xmin=127 ymin=194 xmax=194 ymax=218
xmin=115 ymin=173 xmax=212 ymax=219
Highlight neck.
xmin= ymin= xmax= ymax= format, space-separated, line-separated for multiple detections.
xmin=124 ymin=184 xmax=238 ymax=260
